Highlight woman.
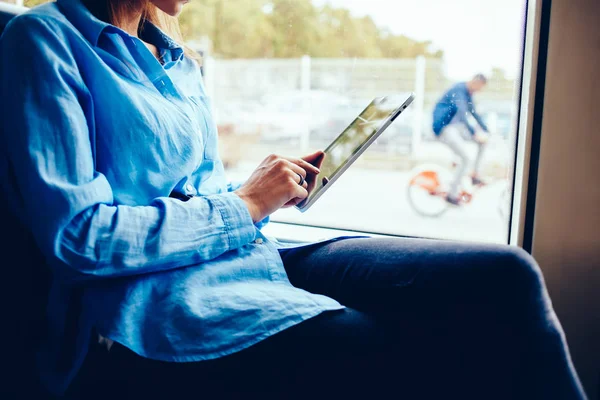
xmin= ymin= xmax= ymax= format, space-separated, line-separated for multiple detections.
xmin=0 ymin=0 xmax=586 ymax=399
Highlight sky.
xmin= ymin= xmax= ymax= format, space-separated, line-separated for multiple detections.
xmin=313 ymin=0 xmax=527 ymax=80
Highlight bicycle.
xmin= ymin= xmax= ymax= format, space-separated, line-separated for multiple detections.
xmin=406 ymin=132 xmax=511 ymax=218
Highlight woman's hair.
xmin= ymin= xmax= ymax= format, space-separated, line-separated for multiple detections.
xmin=84 ymin=0 xmax=199 ymax=62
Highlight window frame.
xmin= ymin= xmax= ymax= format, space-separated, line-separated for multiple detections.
xmin=265 ymin=0 xmax=547 ymax=247
xmin=509 ymin=0 xmax=549 ymax=249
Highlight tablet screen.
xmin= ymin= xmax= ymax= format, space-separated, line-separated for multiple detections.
xmin=298 ymin=95 xmax=411 ymax=210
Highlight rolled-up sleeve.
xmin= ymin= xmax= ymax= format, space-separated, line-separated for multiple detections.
xmin=0 ymin=16 xmax=256 ymax=282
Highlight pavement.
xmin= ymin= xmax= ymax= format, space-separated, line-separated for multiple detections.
xmin=227 ymin=153 xmax=511 ymax=244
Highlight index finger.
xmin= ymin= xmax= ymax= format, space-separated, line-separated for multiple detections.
xmin=284 ymin=157 xmax=320 ymax=175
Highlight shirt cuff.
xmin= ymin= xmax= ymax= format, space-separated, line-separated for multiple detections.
xmin=206 ymin=192 xmax=256 ymax=250
xmin=255 ymin=215 xmax=270 ymax=230
xmin=227 ymin=180 xmax=244 ymax=192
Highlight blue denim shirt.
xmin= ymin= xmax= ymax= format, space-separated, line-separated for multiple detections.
xmin=432 ymin=82 xmax=489 ymax=135
xmin=0 ymin=0 xmax=342 ymax=395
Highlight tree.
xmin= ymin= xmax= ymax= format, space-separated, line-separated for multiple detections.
xmin=179 ymin=0 xmax=276 ymax=58
xmin=268 ymin=0 xmax=320 ymax=58
xmin=310 ymin=6 xmax=383 ymax=58
xmin=179 ymin=0 xmax=442 ymax=60
xmin=23 ymin=0 xmax=48 ymax=6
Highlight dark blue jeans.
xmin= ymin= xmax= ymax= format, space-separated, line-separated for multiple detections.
xmin=70 ymin=237 xmax=586 ymax=399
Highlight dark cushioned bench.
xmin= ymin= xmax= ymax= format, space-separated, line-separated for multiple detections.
xmin=0 ymin=4 xmax=56 ymax=399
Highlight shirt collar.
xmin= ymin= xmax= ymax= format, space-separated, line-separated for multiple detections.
xmin=56 ymin=0 xmax=111 ymax=46
xmin=139 ymin=21 xmax=185 ymax=63
xmin=56 ymin=0 xmax=185 ymax=62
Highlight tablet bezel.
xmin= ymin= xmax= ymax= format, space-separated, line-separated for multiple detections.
xmin=295 ymin=92 xmax=416 ymax=213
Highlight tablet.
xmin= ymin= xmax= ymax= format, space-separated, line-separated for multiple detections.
xmin=296 ymin=93 xmax=415 ymax=212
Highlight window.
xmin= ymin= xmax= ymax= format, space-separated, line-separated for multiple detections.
xmin=5 ymin=0 xmax=527 ymax=244
xmin=187 ymin=0 xmax=526 ymax=244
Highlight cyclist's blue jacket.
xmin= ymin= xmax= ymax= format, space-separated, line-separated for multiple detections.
xmin=432 ymin=82 xmax=489 ymax=136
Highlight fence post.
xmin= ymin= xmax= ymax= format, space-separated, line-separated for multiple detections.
xmin=412 ymin=56 xmax=426 ymax=156
xmin=300 ymin=55 xmax=311 ymax=152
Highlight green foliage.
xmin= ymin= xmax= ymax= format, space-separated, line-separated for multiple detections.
xmin=179 ymin=0 xmax=442 ymax=59
xmin=179 ymin=0 xmax=277 ymax=58
xmin=23 ymin=0 xmax=49 ymax=6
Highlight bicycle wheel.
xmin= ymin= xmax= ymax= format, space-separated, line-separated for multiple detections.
xmin=406 ymin=166 xmax=451 ymax=218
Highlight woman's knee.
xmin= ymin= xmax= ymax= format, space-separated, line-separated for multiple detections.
xmin=479 ymin=246 xmax=549 ymax=319
xmin=499 ymin=246 xmax=544 ymax=293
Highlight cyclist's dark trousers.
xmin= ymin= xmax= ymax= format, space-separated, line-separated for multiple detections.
xmin=439 ymin=123 xmax=486 ymax=198
xmin=69 ymin=237 xmax=586 ymax=400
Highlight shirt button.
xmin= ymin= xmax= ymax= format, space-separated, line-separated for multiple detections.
xmin=254 ymin=238 xmax=263 ymax=245
xmin=185 ymin=184 xmax=195 ymax=193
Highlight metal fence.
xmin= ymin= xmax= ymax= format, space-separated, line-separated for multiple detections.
xmin=202 ymin=56 xmax=517 ymax=160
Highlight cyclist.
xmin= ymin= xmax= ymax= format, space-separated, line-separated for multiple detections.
xmin=432 ymin=74 xmax=490 ymax=205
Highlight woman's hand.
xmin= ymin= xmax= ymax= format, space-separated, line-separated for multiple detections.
xmin=235 ymin=151 xmax=323 ymax=223
xmin=285 ymin=150 xmax=325 ymax=207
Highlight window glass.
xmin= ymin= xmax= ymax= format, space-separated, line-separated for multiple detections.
xmin=4 ymin=0 xmax=526 ymax=243
xmin=185 ymin=0 xmax=525 ymax=243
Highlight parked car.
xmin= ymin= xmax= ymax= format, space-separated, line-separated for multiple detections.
xmin=255 ymin=90 xmax=352 ymax=143
xmin=213 ymin=90 xmax=352 ymax=144
xmin=213 ymin=100 xmax=262 ymax=136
